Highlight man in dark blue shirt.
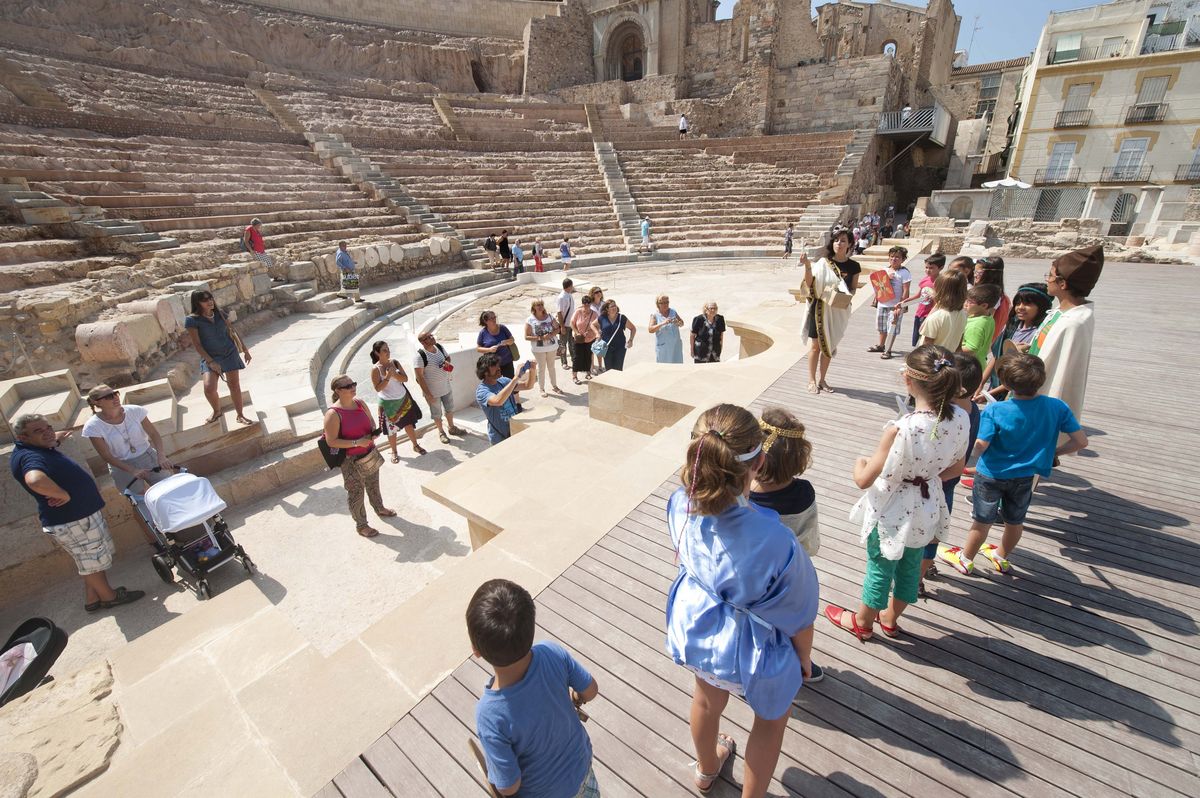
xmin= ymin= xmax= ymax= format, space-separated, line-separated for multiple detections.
xmin=10 ymin=414 xmax=144 ymax=612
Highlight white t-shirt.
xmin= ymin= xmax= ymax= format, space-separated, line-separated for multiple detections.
xmin=82 ymin=404 xmax=151 ymax=460
xmin=412 ymin=346 xmax=453 ymax=396
xmin=375 ymin=362 xmax=410 ymax=400
xmin=878 ymin=267 xmax=912 ymax=308
xmin=527 ymin=314 xmax=558 ymax=353
xmin=556 ymin=290 xmax=575 ymax=327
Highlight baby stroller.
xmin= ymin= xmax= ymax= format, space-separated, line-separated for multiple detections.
xmin=124 ymin=470 xmax=256 ymax=600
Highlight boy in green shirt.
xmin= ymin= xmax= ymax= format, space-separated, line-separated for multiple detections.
xmin=961 ymin=284 xmax=999 ymax=369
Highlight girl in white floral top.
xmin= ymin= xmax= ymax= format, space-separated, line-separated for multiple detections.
xmin=825 ymin=345 xmax=968 ymax=641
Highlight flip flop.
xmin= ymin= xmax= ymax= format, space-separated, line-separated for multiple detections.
xmin=824 ymin=604 xmax=872 ymax=642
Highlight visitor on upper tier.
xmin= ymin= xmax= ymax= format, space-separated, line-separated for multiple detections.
xmin=242 ymin=218 xmax=282 ymax=281
xmin=641 ymin=216 xmax=653 ymax=250
xmin=483 ymin=233 xmax=500 ymax=267
xmin=559 ymin=237 xmax=574 ymax=271
xmin=476 ymin=355 xmax=537 ymax=446
xmin=533 ymin=240 xmax=545 ymax=273
xmin=498 ymin=230 xmax=513 ymax=270
xmin=799 ymin=229 xmax=861 ymax=394
xmin=512 ymin=240 xmax=525 ymax=276
xmin=334 ymin=241 xmax=363 ymax=303
xmin=10 ymin=414 xmax=145 ymax=612
xmin=678 ymin=112 xmax=689 ymax=139
xmin=185 ymin=289 xmax=254 ymax=426
xmin=690 ymin=301 xmax=726 ymax=364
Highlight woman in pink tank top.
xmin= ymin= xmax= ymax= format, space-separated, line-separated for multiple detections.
xmin=322 ymin=374 xmax=397 ymax=537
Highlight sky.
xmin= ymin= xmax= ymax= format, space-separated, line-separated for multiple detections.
xmin=714 ymin=0 xmax=1104 ymax=66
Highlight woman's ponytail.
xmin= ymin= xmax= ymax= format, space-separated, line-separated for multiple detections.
xmin=905 ymin=345 xmax=961 ymax=421
xmin=680 ymin=404 xmax=763 ymax=516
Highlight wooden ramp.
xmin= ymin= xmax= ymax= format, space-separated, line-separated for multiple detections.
xmin=321 ymin=260 xmax=1200 ymax=797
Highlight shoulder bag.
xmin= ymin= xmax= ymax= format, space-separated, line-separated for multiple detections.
xmin=591 ymin=315 xmax=624 ymax=358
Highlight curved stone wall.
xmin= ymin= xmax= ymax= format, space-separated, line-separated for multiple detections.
xmin=240 ymin=0 xmax=562 ymax=40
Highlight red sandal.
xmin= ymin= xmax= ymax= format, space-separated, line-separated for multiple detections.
xmin=878 ymin=620 xmax=901 ymax=638
xmin=824 ymin=604 xmax=873 ymax=642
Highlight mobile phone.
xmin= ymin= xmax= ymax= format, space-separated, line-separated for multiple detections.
xmin=519 ymin=361 xmax=532 ymax=375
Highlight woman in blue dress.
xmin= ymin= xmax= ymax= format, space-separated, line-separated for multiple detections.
xmin=649 ymin=294 xmax=685 ymax=363
xmin=590 ymin=299 xmax=636 ymax=372
xmin=666 ymin=404 xmax=820 ymax=797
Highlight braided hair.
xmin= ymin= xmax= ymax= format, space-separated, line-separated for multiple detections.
xmin=680 ymin=404 xmax=764 ymax=516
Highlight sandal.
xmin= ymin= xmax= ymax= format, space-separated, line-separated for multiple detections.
xmin=824 ymin=604 xmax=872 ymax=642
xmin=694 ymin=732 xmax=736 ymax=794
xmin=878 ymin=615 xmax=901 ymax=638
xmin=235 ymin=415 xmax=255 ymax=426
xmin=413 ymin=445 xmax=427 ymax=455
xmin=204 ymin=413 xmax=220 ymax=424
xmin=357 ymin=525 xmax=379 ymax=538
xmin=807 ymin=382 xmax=820 ymax=394
xmin=867 ymin=345 xmax=885 ymax=353
xmin=439 ymin=432 xmax=451 ymax=444
xmin=818 ymin=381 xmax=834 ymax=393
xmin=377 ymin=508 xmax=398 ymax=518
xmin=917 ymin=579 xmax=929 ymax=599
xmin=880 ymin=352 xmax=894 ymax=360
xmin=572 ymin=377 xmax=582 ymax=385
xmin=390 ymin=454 xmax=400 ymax=464
xmin=540 ymin=391 xmax=549 ymax=398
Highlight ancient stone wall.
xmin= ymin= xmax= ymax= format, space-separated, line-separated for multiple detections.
xmin=524 ymin=0 xmax=594 ymax=94
xmin=1187 ymin=188 xmax=1200 ymax=222
xmin=773 ymin=0 xmax=822 ymax=68
xmin=549 ymin=74 xmax=683 ymax=106
xmin=770 ymin=55 xmax=899 ymax=134
xmin=0 ymin=104 xmax=305 ymax=145
xmin=239 ymin=0 xmax=560 ymax=40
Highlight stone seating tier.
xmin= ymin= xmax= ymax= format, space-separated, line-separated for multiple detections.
xmin=0 ymin=48 xmax=281 ymax=133
xmin=277 ymin=90 xmax=450 ymax=140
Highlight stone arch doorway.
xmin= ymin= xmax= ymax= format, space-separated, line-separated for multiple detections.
xmin=606 ymin=21 xmax=646 ymax=82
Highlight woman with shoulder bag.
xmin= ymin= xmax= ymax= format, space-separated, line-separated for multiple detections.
xmin=184 ymin=290 xmax=253 ymax=426
xmin=569 ymin=294 xmax=598 ymax=384
xmin=590 ymin=299 xmax=636 ymax=372
xmin=525 ymin=299 xmax=564 ymax=397
xmin=324 ymin=374 xmax=397 ymax=538
xmin=371 ymin=341 xmax=425 ymax=460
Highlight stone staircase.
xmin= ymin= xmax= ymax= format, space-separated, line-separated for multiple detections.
xmin=304 ymin=133 xmax=487 ymax=268
xmin=249 ymin=85 xmax=306 ymax=135
xmin=0 ymin=180 xmax=178 ymax=252
xmin=594 ymin=142 xmax=641 ymax=252
xmin=432 ymin=95 xmax=465 ymax=141
xmin=792 ymin=204 xmax=850 ymax=247
xmin=0 ymin=53 xmax=69 ymax=109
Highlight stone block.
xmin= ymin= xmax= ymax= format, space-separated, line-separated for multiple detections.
xmin=115 ymin=296 xmax=182 ymax=334
xmin=75 ymin=313 xmax=164 ymax=364
xmin=169 ymin=280 xmax=210 ymax=298
xmin=389 ymin=243 xmax=404 ymax=262
xmin=287 ymin=260 xmax=318 ymax=282
xmin=251 ymin=274 xmax=273 ymax=296
xmin=375 ymin=243 xmax=391 ymax=265
xmin=363 ymin=245 xmax=380 ymax=268
xmin=19 ymin=206 xmax=71 ymax=224
xmin=212 ymin=285 xmax=238 ymax=308
xmin=447 ymin=237 xmax=463 ymax=255
xmin=401 ymin=243 xmax=427 ymax=261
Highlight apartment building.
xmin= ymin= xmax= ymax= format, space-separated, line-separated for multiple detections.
xmin=940 ymin=56 xmax=1029 ymax=177
xmin=1009 ymin=0 xmax=1199 ymax=240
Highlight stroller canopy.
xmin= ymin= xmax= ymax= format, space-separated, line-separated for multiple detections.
xmin=144 ymin=473 xmax=228 ymax=534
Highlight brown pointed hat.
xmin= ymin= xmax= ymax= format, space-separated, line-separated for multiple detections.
xmin=1053 ymin=244 xmax=1104 ymax=295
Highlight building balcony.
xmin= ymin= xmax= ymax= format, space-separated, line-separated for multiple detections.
xmin=1175 ymin=163 xmax=1200 ymax=183
xmin=1046 ymin=41 xmax=1127 ymax=65
xmin=1125 ymin=102 xmax=1169 ymax=123
xmin=877 ymin=102 xmax=951 ymax=146
xmin=1054 ymin=109 xmax=1092 ymax=128
xmin=1033 ymin=167 xmax=1081 ymax=185
xmin=1099 ymin=165 xmax=1153 ymax=183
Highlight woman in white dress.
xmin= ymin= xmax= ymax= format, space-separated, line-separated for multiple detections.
xmin=799 ymin=230 xmax=862 ymax=394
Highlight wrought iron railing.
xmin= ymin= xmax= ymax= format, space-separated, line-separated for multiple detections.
xmin=1054 ymin=109 xmax=1092 ymax=128
xmin=877 ymin=106 xmax=935 ymax=133
xmin=1124 ymin=103 xmax=1168 ymax=123
xmin=1046 ymin=40 xmax=1127 ymax=64
xmin=1099 ymin=165 xmax=1153 ymax=182
xmin=1033 ymin=167 xmax=1080 ymax=185
xmin=1174 ymin=163 xmax=1200 ymax=182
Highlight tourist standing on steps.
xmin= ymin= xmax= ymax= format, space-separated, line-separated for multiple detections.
xmin=560 ymin=237 xmax=574 ymax=271
xmin=185 ymin=289 xmax=254 ymax=426
xmin=476 ymin=354 xmax=537 ymax=446
xmin=498 ymin=230 xmax=513 ymax=271
xmin=10 ymin=414 xmax=145 ymax=612
xmin=483 ymin=233 xmax=499 ymax=267
xmin=533 ymin=240 xmax=545 ymax=272
xmin=569 ymin=294 xmax=598 ymax=383
xmin=650 ymin=294 xmax=685 ymax=364
xmin=556 ymin=278 xmax=576 ymax=369
xmin=526 ymin=299 xmax=563 ymax=397
xmin=82 ymin=384 xmax=174 ymax=547
xmin=799 ymin=229 xmax=861 ymax=394
xmin=324 ymin=374 xmax=396 ymax=538
xmin=690 ymin=302 xmax=726 ymax=364
xmin=334 ymin=241 xmax=363 ymax=303
xmin=678 ymin=112 xmax=689 ymax=139
xmin=242 ymin=218 xmax=282 ymax=282
xmin=782 ymin=223 xmax=794 ymax=258
xmin=591 ymin=299 xmax=636 ymax=372
xmin=641 ymin=216 xmax=653 ymax=250
xmin=512 ymin=240 xmax=525 ymax=276
xmin=413 ymin=331 xmax=464 ymax=446
xmin=371 ymin=341 xmax=426 ymax=459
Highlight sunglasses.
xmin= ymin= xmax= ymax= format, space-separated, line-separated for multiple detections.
xmin=94 ymin=391 xmax=119 ymax=401
xmin=335 ymin=382 xmax=358 ymax=390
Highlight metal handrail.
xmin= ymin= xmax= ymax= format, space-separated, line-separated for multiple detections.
xmin=1124 ymin=103 xmax=1168 ymax=123
xmin=1054 ymin=109 xmax=1092 ymax=128
xmin=1033 ymin=167 xmax=1080 ymax=184
xmin=877 ymin=107 xmax=935 ymax=133
xmin=1046 ymin=41 xmax=1127 ymax=64
xmin=1174 ymin=163 xmax=1200 ymax=182
xmin=1099 ymin=165 xmax=1153 ymax=182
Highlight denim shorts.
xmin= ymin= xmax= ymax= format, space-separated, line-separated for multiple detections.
xmin=971 ymin=473 xmax=1035 ymax=525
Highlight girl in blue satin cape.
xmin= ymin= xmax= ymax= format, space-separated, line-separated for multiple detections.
xmin=665 ymin=404 xmax=820 ymax=798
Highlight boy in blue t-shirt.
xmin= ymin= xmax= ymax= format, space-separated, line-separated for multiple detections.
xmin=468 ymin=579 xmax=600 ymax=798
xmin=943 ymin=353 xmax=1088 ymax=575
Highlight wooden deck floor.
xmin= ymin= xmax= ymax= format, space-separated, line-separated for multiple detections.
xmin=321 ymin=260 xmax=1200 ymax=798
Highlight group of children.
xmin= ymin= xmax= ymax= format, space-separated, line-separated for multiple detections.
xmin=463 ymin=250 xmax=1094 ymax=797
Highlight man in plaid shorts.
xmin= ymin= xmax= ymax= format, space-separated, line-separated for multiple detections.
xmin=10 ymin=414 xmax=144 ymax=612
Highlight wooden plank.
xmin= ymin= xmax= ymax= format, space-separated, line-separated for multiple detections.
xmin=332 ymin=758 xmax=393 ymax=798
xmin=361 ymin=735 xmax=439 ymax=797
xmin=389 ymin=713 xmax=485 ymax=796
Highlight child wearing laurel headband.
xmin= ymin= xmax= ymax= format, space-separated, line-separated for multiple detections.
xmin=664 ymin=404 xmax=821 ymax=796
xmin=825 ymin=345 xmax=968 ymax=641
xmin=750 ymin=408 xmax=820 ymax=557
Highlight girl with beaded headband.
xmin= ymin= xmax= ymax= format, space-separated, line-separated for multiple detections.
xmin=750 ymin=408 xmax=821 ymax=557
xmin=825 ymin=345 xmax=968 ymax=642
xmin=666 ymin=404 xmax=820 ymax=797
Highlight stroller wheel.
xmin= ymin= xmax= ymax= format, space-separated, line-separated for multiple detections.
xmin=151 ymin=554 xmax=175 ymax=585
xmin=197 ymin=580 xmax=213 ymax=601
xmin=242 ymin=557 xmax=257 ymax=576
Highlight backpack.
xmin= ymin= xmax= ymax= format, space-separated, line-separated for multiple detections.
xmin=483 ymin=237 xmax=496 ymax=252
xmin=418 ymin=343 xmax=448 ymax=367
